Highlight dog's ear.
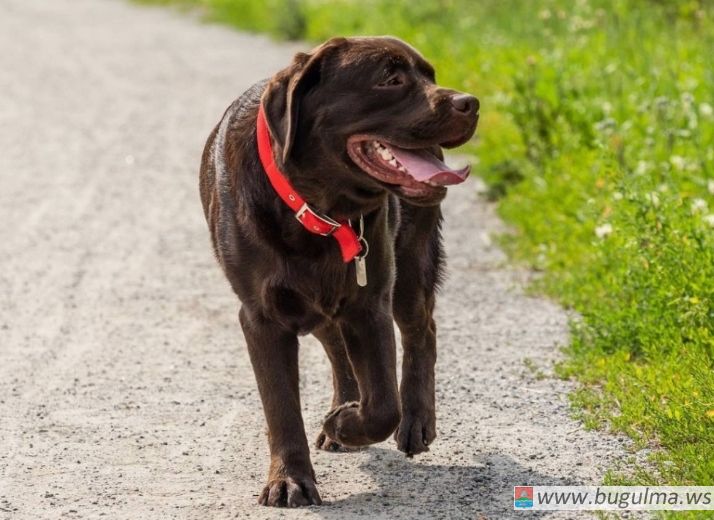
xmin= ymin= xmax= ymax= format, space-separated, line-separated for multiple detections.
xmin=261 ymin=38 xmax=347 ymax=163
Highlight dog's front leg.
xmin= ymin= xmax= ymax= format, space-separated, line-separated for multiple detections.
xmin=392 ymin=203 xmax=442 ymax=457
xmin=393 ymin=292 xmax=437 ymax=457
xmin=239 ymin=307 xmax=322 ymax=507
xmin=322 ymin=307 xmax=401 ymax=447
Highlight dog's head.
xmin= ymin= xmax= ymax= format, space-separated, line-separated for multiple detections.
xmin=261 ymin=36 xmax=479 ymax=207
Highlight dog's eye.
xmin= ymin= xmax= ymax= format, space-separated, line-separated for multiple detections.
xmin=377 ymin=74 xmax=403 ymax=88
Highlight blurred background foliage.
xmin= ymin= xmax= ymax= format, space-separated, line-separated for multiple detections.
xmin=141 ymin=0 xmax=714 ymax=490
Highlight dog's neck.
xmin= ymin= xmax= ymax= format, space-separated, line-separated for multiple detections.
xmin=280 ymin=162 xmax=388 ymax=221
xmin=299 ymin=181 xmax=386 ymax=221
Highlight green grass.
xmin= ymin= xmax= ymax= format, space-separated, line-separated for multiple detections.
xmin=139 ymin=0 xmax=714 ymax=491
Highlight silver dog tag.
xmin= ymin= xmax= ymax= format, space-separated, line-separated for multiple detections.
xmin=353 ymin=214 xmax=368 ymax=287
xmin=355 ymin=256 xmax=367 ymax=287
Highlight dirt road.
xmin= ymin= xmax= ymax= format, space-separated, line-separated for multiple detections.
xmin=0 ymin=1 xmax=630 ymax=518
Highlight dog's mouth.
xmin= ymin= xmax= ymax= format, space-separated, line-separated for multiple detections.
xmin=347 ymin=136 xmax=470 ymax=201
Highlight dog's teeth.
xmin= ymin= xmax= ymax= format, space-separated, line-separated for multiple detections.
xmin=388 ymin=158 xmax=398 ymax=167
xmin=379 ymin=149 xmax=394 ymax=161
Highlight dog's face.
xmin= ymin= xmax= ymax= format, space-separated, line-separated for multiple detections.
xmin=262 ymin=37 xmax=479 ymax=206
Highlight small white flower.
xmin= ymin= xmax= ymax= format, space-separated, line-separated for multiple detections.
xmin=691 ymin=198 xmax=708 ymax=213
xmin=648 ymin=192 xmax=660 ymax=208
xmin=602 ymin=101 xmax=612 ymax=114
xmin=700 ymin=103 xmax=713 ymax=118
xmin=538 ymin=8 xmax=552 ymax=19
xmin=703 ymin=214 xmax=714 ymax=227
xmin=613 ymin=191 xmax=623 ymax=201
xmin=708 ymin=179 xmax=714 ymax=195
xmin=595 ymin=223 xmax=613 ymax=238
xmin=635 ymin=160 xmax=649 ymax=175
xmin=670 ymin=155 xmax=686 ymax=170
xmin=595 ymin=118 xmax=616 ymax=134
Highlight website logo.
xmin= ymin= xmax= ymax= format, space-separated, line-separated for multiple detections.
xmin=514 ymin=486 xmax=534 ymax=509
xmin=511 ymin=486 xmax=714 ymax=511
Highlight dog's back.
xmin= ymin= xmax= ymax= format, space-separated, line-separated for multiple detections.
xmin=199 ymin=80 xmax=268 ymax=269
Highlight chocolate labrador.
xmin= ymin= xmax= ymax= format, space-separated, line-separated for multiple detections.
xmin=199 ymin=36 xmax=478 ymax=507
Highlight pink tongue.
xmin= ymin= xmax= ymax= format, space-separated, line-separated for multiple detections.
xmin=387 ymin=146 xmax=470 ymax=185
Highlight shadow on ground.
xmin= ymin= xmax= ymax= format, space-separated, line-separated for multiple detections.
xmin=313 ymin=447 xmax=577 ymax=519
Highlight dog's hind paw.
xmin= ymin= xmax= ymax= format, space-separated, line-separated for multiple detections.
xmin=315 ymin=430 xmax=362 ymax=452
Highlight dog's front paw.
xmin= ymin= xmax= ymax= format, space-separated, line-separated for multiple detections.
xmin=258 ymin=474 xmax=322 ymax=507
xmin=395 ymin=407 xmax=436 ymax=457
xmin=315 ymin=429 xmax=361 ymax=452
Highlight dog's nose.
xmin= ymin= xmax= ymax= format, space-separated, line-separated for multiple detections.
xmin=450 ymin=93 xmax=479 ymax=115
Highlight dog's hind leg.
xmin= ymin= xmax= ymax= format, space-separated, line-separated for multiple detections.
xmin=392 ymin=203 xmax=443 ymax=457
xmin=312 ymin=323 xmax=362 ymax=452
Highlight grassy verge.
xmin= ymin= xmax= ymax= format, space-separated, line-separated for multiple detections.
xmin=140 ymin=0 xmax=714 ymax=490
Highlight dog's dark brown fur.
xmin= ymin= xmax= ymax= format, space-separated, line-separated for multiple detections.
xmin=199 ymin=36 xmax=478 ymax=507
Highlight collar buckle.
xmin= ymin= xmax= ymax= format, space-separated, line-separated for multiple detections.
xmin=294 ymin=202 xmax=341 ymax=236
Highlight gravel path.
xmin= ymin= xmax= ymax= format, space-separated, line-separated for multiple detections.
xmin=0 ymin=1 xmax=631 ymax=518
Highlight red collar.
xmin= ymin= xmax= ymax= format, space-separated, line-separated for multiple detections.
xmin=256 ymin=105 xmax=362 ymax=263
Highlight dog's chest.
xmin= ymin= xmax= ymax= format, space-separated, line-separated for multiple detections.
xmin=261 ymin=260 xmax=357 ymax=334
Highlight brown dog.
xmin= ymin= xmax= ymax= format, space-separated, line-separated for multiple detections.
xmin=199 ymin=36 xmax=478 ymax=507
